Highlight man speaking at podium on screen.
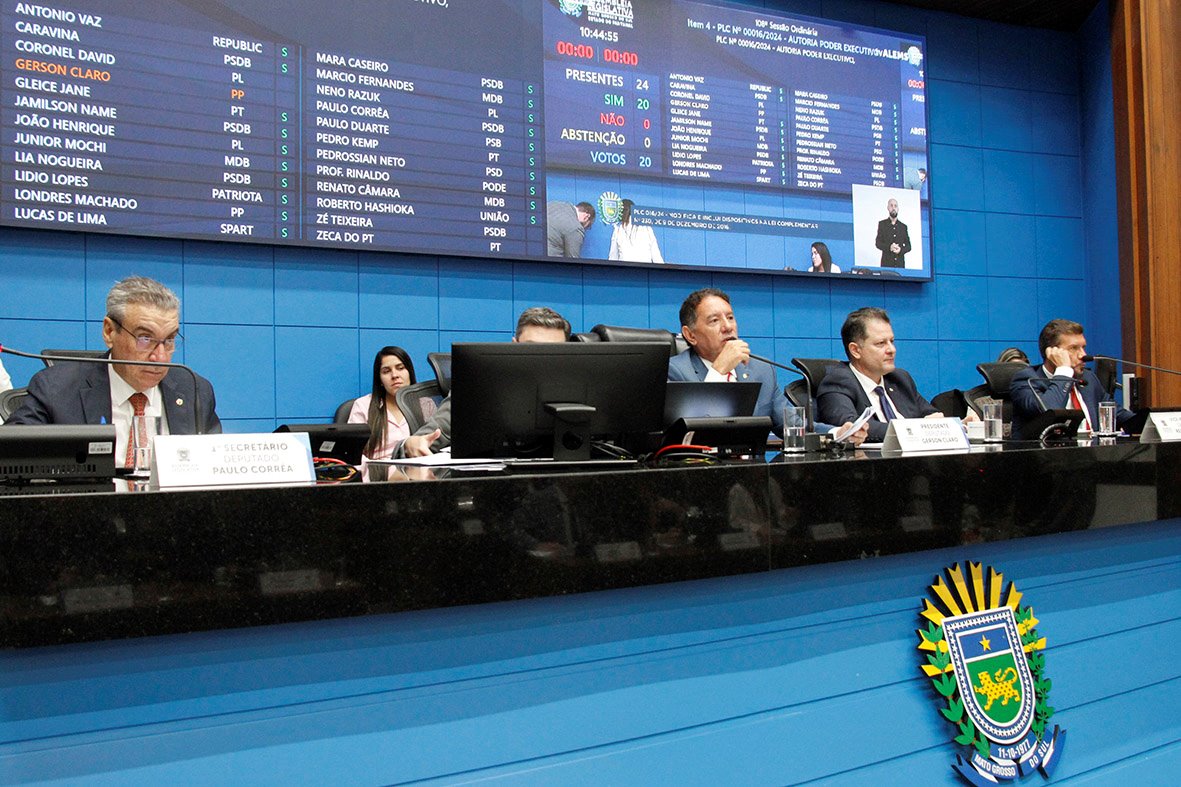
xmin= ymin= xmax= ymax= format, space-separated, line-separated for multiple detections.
xmin=5 ymin=276 xmax=222 ymax=461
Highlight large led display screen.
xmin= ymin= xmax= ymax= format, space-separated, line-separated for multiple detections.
xmin=2 ymin=0 xmax=932 ymax=279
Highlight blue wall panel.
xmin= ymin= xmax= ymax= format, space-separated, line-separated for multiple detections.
xmin=0 ymin=0 xmax=1118 ymax=430
xmin=5 ymin=520 xmax=1175 ymax=783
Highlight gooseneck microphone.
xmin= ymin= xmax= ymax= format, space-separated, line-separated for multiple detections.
xmin=0 ymin=345 xmax=206 ymax=435
xmin=748 ymin=352 xmax=814 ymax=432
xmin=1082 ymin=354 xmax=1181 ymax=378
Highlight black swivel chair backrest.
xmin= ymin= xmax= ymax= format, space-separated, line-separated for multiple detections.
xmin=395 ymin=380 xmax=445 ymax=435
xmin=0 ymin=387 xmax=29 ymax=421
xmin=590 ymin=324 xmax=681 ymax=357
xmin=333 ymin=398 xmax=356 ymax=424
xmin=977 ymin=362 xmax=1028 ymax=399
xmin=428 ymin=352 xmax=451 ymax=395
xmin=785 ymin=379 xmax=810 ymax=409
xmin=791 ymin=357 xmax=843 ymax=391
xmin=974 ymin=361 xmax=1030 ymax=436
xmin=40 ymin=349 xmax=108 ymax=368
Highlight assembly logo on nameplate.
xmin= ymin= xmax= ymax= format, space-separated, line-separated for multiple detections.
xmin=917 ymin=562 xmax=1065 ymax=785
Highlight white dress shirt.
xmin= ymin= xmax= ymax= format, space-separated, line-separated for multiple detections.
xmin=850 ymin=363 xmax=900 ymax=424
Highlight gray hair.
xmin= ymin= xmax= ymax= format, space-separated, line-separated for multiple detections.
xmin=106 ymin=276 xmax=180 ymax=321
xmin=515 ymin=306 xmax=571 ymax=339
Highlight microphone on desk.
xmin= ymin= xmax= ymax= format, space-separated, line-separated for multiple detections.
xmin=0 ymin=344 xmax=206 ymax=435
xmin=748 ymin=352 xmax=814 ymax=432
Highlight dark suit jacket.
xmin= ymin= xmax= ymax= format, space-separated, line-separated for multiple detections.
xmin=875 ymin=217 xmax=911 ymax=267
xmin=816 ymin=362 xmax=937 ymax=442
xmin=5 ymin=358 xmax=221 ymax=434
xmin=1010 ymin=364 xmax=1133 ymax=437
xmin=667 ymin=348 xmax=786 ymax=436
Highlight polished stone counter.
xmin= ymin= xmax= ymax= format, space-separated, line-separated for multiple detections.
xmin=2 ymin=440 xmax=1178 ymax=647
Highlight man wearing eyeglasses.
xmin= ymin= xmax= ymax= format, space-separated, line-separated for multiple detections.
xmin=6 ymin=276 xmax=221 ymax=450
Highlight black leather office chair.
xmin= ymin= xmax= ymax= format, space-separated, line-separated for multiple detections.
xmin=395 ymin=381 xmax=445 ymax=435
xmin=427 ymin=352 xmax=451 ymax=395
xmin=40 ymin=348 xmax=107 ymax=368
xmin=785 ymin=379 xmax=810 ymax=409
xmin=0 ymin=387 xmax=29 ymax=421
xmin=790 ymin=358 xmax=842 ymax=391
xmin=333 ymin=398 xmax=356 ymax=424
xmin=977 ymin=362 xmax=1027 ymax=399
xmin=589 ymin=324 xmax=681 ymax=357
xmin=933 ymin=388 xmax=971 ymax=418
xmin=973 ymin=361 xmax=1029 ymax=436
xmin=571 ymin=332 xmax=601 ymax=343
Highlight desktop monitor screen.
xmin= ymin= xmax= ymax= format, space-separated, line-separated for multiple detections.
xmin=450 ymin=342 xmax=670 ymax=460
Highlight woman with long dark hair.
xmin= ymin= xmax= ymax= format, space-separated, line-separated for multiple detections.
xmin=347 ymin=346 xmax=432 ymax=461
xmin=808 ymin=241 xmax=841 ymax=273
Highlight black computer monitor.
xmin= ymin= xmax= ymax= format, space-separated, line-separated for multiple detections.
xmin=450 ymin=342 xmax=670 ymax=460
xmin=0 ymin=424 xmax=116 ymax=489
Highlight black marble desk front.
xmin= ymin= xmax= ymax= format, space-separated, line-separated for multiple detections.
xmin=2 ymin=441 xmax=1178 ymax=647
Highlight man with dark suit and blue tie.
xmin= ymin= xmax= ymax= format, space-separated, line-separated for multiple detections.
xmin=5 ymin=276 xmax=221 ymax=462
xmin=668 ymin=288 xmax=864 ymax=442
xmin=1010 ymin=318 xmax=1134 ymax=437
xmin=816 ymin=306 xmax=953 ymax=443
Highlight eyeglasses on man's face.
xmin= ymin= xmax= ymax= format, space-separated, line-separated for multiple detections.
xmin=110 ymin=317 xmax=183 ymax=353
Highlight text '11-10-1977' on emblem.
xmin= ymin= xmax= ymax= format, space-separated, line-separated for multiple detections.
xmin=917 ymin=562 xmax=1065 ymax=785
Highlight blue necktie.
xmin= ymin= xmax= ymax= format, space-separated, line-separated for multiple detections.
xmin=874 ymin=385 xmax=897 ymax=421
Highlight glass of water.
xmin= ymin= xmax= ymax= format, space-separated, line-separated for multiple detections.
xmin=1097 ymin=401 xmax=1117 ymax=436
xmin=783 ymin=404 xmax=806 ymax=453
xmin=982 ymin=402 xmax=1003 ymax=443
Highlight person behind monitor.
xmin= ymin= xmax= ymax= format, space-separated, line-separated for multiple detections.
xmin=668 ymin=288 xmax=866 ymax=443
xmin=816 ymin=306 xmax=957 ymax=443
xmin=400 ymin=307 xmax=571 ymax=457
xmin=1010 ymin=318 xmax=1134 ymax=436
xmin=875 ymin=198 xmax=911 ymax=268
xmin=348 ymin=346 xmax=435 ymax=463
xmin=608 ymin=198 xmax=664 ymax=263
xmin=4 ymin=275 xmax=222 ymax=465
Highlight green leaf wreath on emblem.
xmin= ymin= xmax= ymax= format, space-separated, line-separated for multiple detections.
xmin=917 ymin=563 xmax=1055 ymax=762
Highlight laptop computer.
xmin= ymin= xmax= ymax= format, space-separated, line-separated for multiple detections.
xmin=662 ymin=381 xmax=761 ymax=427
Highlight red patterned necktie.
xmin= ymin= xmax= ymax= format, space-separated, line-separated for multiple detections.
xmin=125 ymin=392 xmax=148 ymax=468
xmin=1069 ymin=387 xmax=1090 ymax=431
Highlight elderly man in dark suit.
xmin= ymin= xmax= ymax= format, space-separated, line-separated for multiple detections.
xmin=6 ymin=276 xmax=221 ymax=463
xmin=1010 ymin=318 xmax=1134 ymax=437
xmin=817 ymin=306 xmax=960 ymax=442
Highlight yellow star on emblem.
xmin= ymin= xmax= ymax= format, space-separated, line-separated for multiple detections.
xmin=980 ymin=635 xmax=991 ymax=651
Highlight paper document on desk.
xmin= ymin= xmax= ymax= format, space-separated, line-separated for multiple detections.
xmin=832 ymin=406 xmax=875 ymax=443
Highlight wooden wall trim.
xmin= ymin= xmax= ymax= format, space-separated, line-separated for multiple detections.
xmin=1113 ymin=0 xmax=1181 ymax=405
